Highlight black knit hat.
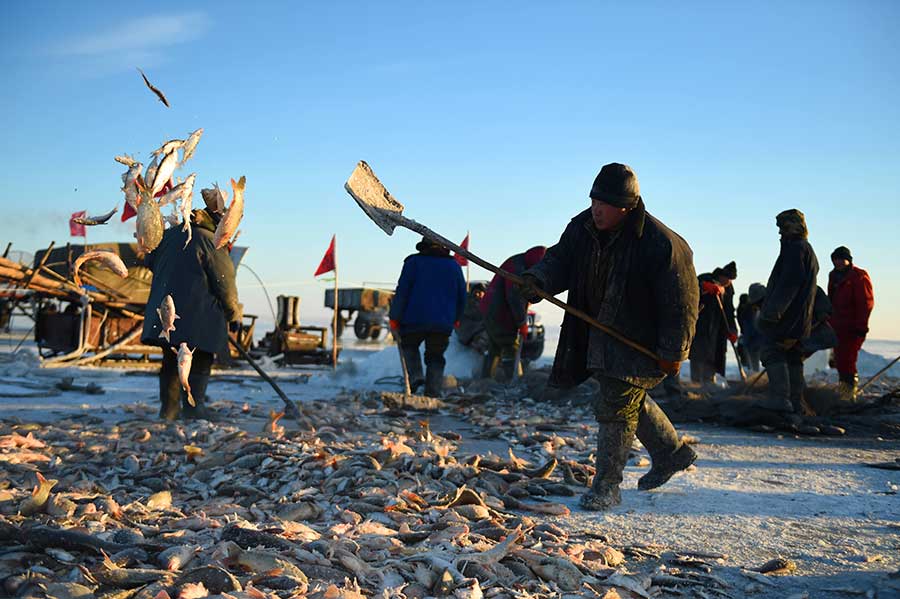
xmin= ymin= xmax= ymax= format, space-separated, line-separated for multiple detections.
xmin=717 ymin=261 xmax=737 ymax=280
xmin=831 ymin=246 xmax=852 ymax=263
xmin=589 ymin=163 xmax=641 ymax=209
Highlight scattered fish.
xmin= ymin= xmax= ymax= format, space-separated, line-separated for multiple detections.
xmin=135 ymin=176 xmax=165 ymax=253
xmin=115 ymin=154 xmax=139 ymax=167
xmin=157 ymin=295 xmax=179 ymax=343
xmin=181 ymin=128 xmax=204 ymax=165
xmin=72 ymin=205 xmax=119 ymax=226
xmin=73 ymin=250 xmax=129 ymax=288
xmin=214 ymin=176 xmax=245 ymax=249
xmin=176 ymin=343 xmax=195 ymax=407
xmin=151 ymin=150 xmax=179 ymax=197
xmin=138 ymin=67 xmax=171 ymax=108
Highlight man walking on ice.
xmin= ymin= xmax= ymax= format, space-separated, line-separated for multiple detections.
xmin=521 ymin=162 xmax=699 ymax=511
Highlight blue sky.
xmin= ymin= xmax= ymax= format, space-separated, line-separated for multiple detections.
xmin=2 ymin=2 xmax=899 ymax=337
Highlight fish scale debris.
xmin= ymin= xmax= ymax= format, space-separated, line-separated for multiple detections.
xmin=0 ymin=392 xmax=726 ymax=599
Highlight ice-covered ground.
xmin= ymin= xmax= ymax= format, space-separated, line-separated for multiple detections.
xmin=1 ymin=328 xmax=899 ymax=596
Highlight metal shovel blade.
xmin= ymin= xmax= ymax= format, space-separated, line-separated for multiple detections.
xmin=345 ymin=161 xmax=405 ymax=235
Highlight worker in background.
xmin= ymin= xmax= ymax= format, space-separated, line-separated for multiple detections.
xmin=142 ymin=189 xmax=240 ymax=421
xmin=827 ymin=246 xmax=874 ymax=399
xmin=758 ymin=209 xmax=819 ymax=414
xmin=456 ymin=282 xmax=488 ymax=351
xmin=689 ymin=262 xmax=737 ymax=385
xmin=736 ymin=283 xmax=766 ymax=373
xmin=479 ymin=246 xmax=546 ymax=380
xmin=389 ymin=237 xmax=467 ymax=397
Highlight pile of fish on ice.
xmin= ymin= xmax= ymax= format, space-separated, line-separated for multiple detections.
xmin=0 ymin=386 xmax=746 ymax=599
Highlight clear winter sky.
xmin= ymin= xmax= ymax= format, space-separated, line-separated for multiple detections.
xmin=2 ymin=2 xmax=899 ymax=338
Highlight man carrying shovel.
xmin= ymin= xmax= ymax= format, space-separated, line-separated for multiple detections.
xmin=519 ymin=163 xmax=700 ymax=511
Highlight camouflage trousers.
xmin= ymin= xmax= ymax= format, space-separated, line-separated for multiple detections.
xmin=591 ymin=374 xmax=647 ymax=431
xmin=590 ymin=374 xmax=681 ymax=488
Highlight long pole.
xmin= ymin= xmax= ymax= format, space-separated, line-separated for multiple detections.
xmin=716 ymin=294 xmax=746 ymax=382
xmin=465 ymin=230 xmax=470 ymax=292
xmin=860 ymin=354 xmax=900 ymax=393
xmin=394 ymin=214 xmax=661 ymax=362
xmin=332 ymin=238 xmax=338 ymax=370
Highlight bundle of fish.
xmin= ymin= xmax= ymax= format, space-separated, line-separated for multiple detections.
xmin=0 ymin=393 xmax=674 ymax=599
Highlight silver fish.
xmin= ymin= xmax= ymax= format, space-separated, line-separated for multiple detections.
xmin=73 ymin=250 xmax=129 ymax=288
xmin=213 ymin=176 xmax=245 ymax=249
xmin=151 ymin=150 xmax=178 ymax=197
xmin=135 ymin=176 xmax=164 ymax=253
xmin=123 ymin=162 xmax=143 ymax=209
xmin=176 ymin=343 xmax=195 ymax=407
xmin=180 ymin=128 xmax=203 ymax=165
xmin=157 ymin=295 xmax=179 ymax=343
xmin=72 ymin=206 xmax=119 ymax=226
xmin=179 ymin=174 xmax=196 ymax=249
xmin=115 ymin=154 xmax=138 ymax=167
xmin=152 ymin=139 xmax=185 ymax=158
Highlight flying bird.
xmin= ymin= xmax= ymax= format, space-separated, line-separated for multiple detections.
xmin=137 ymin=68 xmax=170 ymax=108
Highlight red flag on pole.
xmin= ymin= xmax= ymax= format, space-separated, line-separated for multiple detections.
xmin=454 ymin=233 xmax=470 ymax=266
xmin=69 ymin=211 xmax=87 ymax=237
xmin=314 ymin=235 xmax=337 ymax=276
xmin=121 ymin=201 xmax=137 ymax=222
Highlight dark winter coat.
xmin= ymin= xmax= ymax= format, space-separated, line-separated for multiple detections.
xmin=759 ymin=238 xmax=819 ymax=343
xmin=525 ymin=201 xmax=699 ymax=389
xmin=827 ymin=266 xmax=874 ymax=337
xmin=689 ymin=273 xmax=736 ymax=376
xmin=801 ymin=287 xmax=838 ymax=354
xmin=456 ymin=292 xmax=486 ymax=345
xmin=141 ymin=209 xmax=240 ymax=355
xmin=479 ymin=247 xmax=546 ymax=343
xmin=389 ymin=248 xmax=467 ymax=335
xmin=737 ymin=300 xmax=763 ymax=352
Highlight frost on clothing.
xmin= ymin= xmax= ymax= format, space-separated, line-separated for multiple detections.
xmin=525 ymin=201 xmax=699 ymax=389
xmin=388 ymin=251 xmax=467 ymax=335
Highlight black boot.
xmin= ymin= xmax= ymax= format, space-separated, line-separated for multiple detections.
xmin=424 ymin=364 xmax=445 ymax=398
xmin=765 ymin=360 xmax=794 ymax=413
xmin=580 ymin=422 xmax=635 ymax=511
xmin=159 ymin=352 xmax=181 ymax=421
xmin=788 ymin=361 xmax=806 ymax=414
xmin=637 ymin=398 xmax=696 ymax=490
xmin=401 ymin=344 xmax=424 ymax=393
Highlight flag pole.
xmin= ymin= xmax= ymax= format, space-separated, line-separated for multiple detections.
xmin=465 ymin=230 xmax=470 ymax=292
xmin=332 ymin=237 xmax=338 ymax=370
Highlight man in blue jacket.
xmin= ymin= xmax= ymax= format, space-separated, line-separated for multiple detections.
xmin=389 ymin=237 xmax=467 ymax=397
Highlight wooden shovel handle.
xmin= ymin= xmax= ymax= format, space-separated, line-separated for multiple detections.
xmin=396 ymin=215 xmax=660 ymax=362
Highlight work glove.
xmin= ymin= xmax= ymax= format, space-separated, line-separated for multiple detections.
xmin=454 ymin=320 xmax=461 ymax=329
xmin=228 ymin=321 xmax=241 ymax=333
xmin=701 ymin=281 xmax=724 ymax=296
xmin=727 ymin=332 xmax=738 ymax=344
xmin=389 ymin=319 xmax=400 ymax=331
xmin=518 ymin=274 xmax=544 ymax=303
xmin=658 ymin=359 xmax=682 ymax=376
xmin=518 ymin=323 xmax=529 ymax=338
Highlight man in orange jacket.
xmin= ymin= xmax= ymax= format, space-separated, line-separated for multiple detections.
xmin=827 ymin=246 xmax=874 ymax=399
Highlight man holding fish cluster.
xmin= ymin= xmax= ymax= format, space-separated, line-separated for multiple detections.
xmin=141 ymin=188 xmax=241 ymax=421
